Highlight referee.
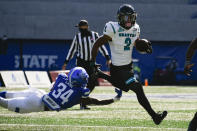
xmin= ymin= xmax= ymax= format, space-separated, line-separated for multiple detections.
xmin=62 ymin=20 xmax=111 ymax=91
xmin=62 ymin=20 xmax=121 ymax=109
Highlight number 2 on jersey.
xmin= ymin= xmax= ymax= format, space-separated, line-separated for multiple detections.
xmin=124 ymin=37 xmax=132 ymax=51
xmin=52 ymin=83 xmax=74 ymax=105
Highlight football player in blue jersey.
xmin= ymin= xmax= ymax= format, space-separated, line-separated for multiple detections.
xmin=0 ymin=67 xmax=90 ymax=113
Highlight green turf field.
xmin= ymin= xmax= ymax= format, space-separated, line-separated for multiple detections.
xmin=0 ymin=86 xmax=196 ymax=131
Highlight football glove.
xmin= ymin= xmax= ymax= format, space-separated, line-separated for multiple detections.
xmin=184 ymin=62 xmax=194 ymax=76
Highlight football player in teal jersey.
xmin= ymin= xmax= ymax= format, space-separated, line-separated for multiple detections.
xmin=91 ymin=4 xmax=167 ymax=125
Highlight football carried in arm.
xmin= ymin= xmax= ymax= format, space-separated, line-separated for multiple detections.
xmin=135 ymin=39 xmax=152 ymax=54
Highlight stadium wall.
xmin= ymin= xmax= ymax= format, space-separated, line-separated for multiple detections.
xmin=1 ymin=40 xmax=197 ymax=85
xmin=0 ymin=0 xmax=197 ymax=41
xmin=0 ymin=0 xmax=197 ymax=85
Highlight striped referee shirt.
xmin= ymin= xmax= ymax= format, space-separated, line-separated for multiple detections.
xmin=64 ymin=31 xmax=110 ymax=64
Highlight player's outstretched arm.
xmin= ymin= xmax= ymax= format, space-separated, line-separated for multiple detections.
xmin=185 ymin=38 xmax=197 ymax=62
xmin=184 ymin=38 xmax=197 ymax=76
xmin=91 ymin=35 xmax=112 ymax=62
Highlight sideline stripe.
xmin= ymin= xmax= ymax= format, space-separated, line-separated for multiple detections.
xmin=0 ymin=124 xmax=185 ymax=130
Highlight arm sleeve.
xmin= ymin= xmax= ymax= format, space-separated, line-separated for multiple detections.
xmin=64 ymin=35 xmax=77 ymax=64
xmin=186 ymin=38 xmax=197 ymax=61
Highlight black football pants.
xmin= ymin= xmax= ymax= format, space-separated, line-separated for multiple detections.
xmin=109 ymin=62 xmax=157 ymax=118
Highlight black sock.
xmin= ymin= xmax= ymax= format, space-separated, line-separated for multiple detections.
xmin=188 ymin=112 xmax=197 ymax=131
xmin=131 ymin=83 xmax=156 ymax=118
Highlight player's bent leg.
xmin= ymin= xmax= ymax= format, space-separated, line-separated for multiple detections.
xmin=188 ymin=112 xmax=197 ymax=131
xmin=127 ymin=82 xmax=167 ymax=125
xmin=7 ymin=91 xmax=45 ymax=113
xmin=8 ymin=97 xmax=45 ymax=113
xmin=110 ymin=63 xmax=167 ymax=125
xmin=128 ymin=82 xmax=156 ymax=116
xmin=0 ymin=90 xmax=32 ymax=99
xmin=4 ymin=88 xmax=46 ymax=99
xmin=0 ymin=97 xmax=8 ymax=108
xmin=5 ymin=89 xmax=35 ymax=98
xmin=8 ymin=97 xmax=29 ymax=113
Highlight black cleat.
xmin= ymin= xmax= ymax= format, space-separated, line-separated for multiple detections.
xmin=153 ymin=111 xmax=168 ymax=125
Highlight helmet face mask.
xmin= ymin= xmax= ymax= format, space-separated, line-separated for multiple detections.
xmin=117 ymin=4 xmax=137 ymax=30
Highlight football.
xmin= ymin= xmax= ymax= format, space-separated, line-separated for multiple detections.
xmin=135 ymin=39 xmax=152 ymax=54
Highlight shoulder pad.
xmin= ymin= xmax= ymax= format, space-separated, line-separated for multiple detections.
xmin=103 ymin=21 xmax=117 ymax=37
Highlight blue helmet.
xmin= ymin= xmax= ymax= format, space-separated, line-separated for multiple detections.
xmin=68 ymin=67 xmax=89 ymax=88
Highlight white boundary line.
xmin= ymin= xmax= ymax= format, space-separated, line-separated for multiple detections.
xmin=0 ymin=124 xmax=185 ymax=130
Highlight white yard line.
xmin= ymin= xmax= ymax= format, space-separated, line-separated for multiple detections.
xmin=0 ymin=124 xmax=185 ymax=130
xmin=90 ymin=93 xmax=197 ymax=100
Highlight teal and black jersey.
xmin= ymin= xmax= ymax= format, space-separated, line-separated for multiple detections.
xmin=103 ymin=21 xmax=140 ymax=66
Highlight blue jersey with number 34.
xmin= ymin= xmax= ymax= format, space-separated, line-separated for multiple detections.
xmin=42 ymin=73 xmax=90 ymax=111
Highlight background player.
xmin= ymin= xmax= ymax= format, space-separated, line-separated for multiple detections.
xmin=0 ymin=67 xmax=90 ymax=113
xmin=91 ymin=4 xmax=167 ymax=125
xmin=184 ymin=37 xmax=197 ymax=131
